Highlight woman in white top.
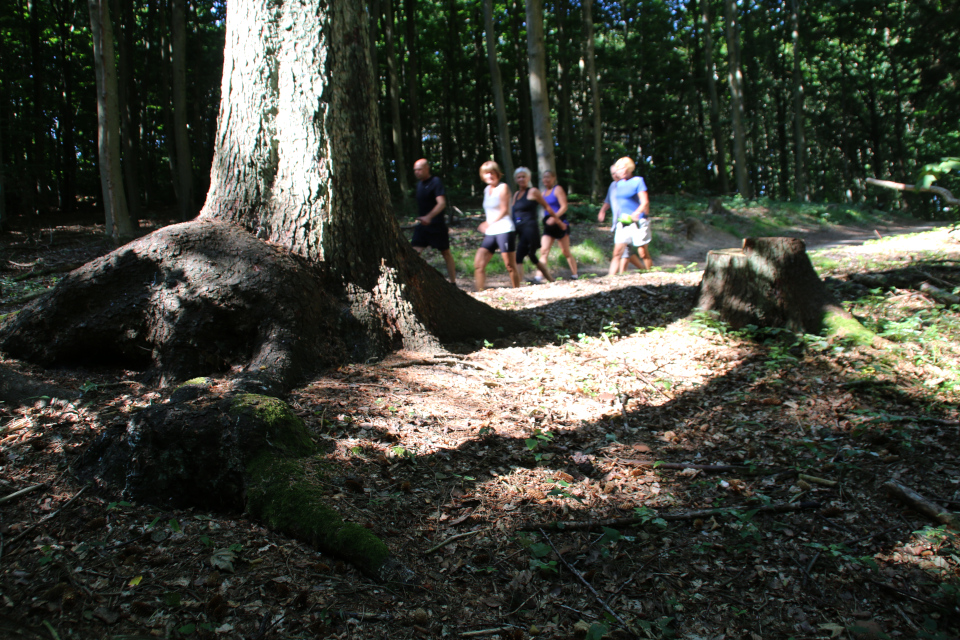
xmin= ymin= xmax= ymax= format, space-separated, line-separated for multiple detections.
xmin=474 ymin=160 xmax=519 ymax=291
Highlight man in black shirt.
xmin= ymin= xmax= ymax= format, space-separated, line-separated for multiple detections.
xmin=411 ymin=158 xmax=456 ymax=284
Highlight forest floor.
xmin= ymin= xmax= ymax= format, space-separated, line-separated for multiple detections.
xmin=2 ymin=203 xmax=960 ymax=640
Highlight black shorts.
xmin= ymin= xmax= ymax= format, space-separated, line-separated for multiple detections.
xmin=515 ymin=221 xmax=541 ymax=264
xmin=543 ymin=220 xmax=569 ymax=240
xmin=480 ymin=231 xmax=516 ymax=254
xmin=411 ymin=224 xmax=450 ymax=251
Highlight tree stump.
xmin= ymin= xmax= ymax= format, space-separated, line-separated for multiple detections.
xmin=697 ymin=237 xmax=850 ymax=335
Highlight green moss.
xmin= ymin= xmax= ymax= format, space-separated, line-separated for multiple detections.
xmin=245 ymin=454 xmax=390 ymax=575
xmin=823 ymin=310 xmax=877 ymax=346
xmin=181 ymin=376 xmax=213 ymax=386
xmin=230 ymin=394 xmax=314 ymax=457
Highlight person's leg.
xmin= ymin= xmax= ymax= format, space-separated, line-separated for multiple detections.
xmin=538 ymin=235 xmax=554 ymax=280
xmin=609 ymin=243 xmax=626 ymax=275
xmin=534 ymin=258 xmax=553 ymax=282
xmin=474 ymin=247 xmax=492 ymax=291
xmin=413 ymin=245 xmax=425 ymax=254
xmin=441 ymin=249 xmax=456 ymax=284
xmin=637 ymin=245 xmax=653 ymax=269
xmin=558 ymin=235 xmax=577 ymax=277
xmin=503 ymin=252 xmax=521 ymax=287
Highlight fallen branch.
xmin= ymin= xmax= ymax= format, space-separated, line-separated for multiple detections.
xmin=2 ymin=485 xmax=89 ymax=558
xmin=460 ymin=627 xmax=518 ymax=637
xmin=539 ymin=528 xmax=637 ymax=638
xmin=866 ymin=177 xmax=959 ymax=205
xmin=518 ymin=501 xmax=821 ymax=531
xmin=621 ymin=460 xmax=793 ymax=476
xmin=798 ymin=474 xmax=837 ymax=488
xmin=425 ymin=528 xmax=488 ymax=554
xmin=633 ymin=370 xmax=675 ymax=400
xmin=919 ymin=283 xmax=960 ymax=306
xmin=0 ymin=483 xmax=46 ymax=505
xmin=882 ymin=479 xmax=959 ymax=528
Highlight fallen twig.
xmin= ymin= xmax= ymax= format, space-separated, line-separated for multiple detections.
xmin=883 ymin=479 xmax=959 ymax=528
xmin=519 ymin=501 xmax=821 ymax=532
xmin=797 ymin=473 xmax=837 ymax=488
xmin=425 ymin=528 xmax=488 ymax=554
xmin=621 ymin=460 xmax=792 ymax=476
xmin=539 ymin=528 xmax=637 ymax=638
xmin=633 ymin=370 xmax=675 ymax=400
xmin=460 ymin=627 xmax=518 ymax=638
xmin=0 ymin=483 xmax=46 ymax=505
xmin=2 ymin=485 xmax=89 ymax=558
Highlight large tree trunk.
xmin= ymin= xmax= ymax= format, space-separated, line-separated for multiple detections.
xmin=88 ymin=0 xmax=136 ymax=241
xmin=483 ymin=0 xmax=514 ymax=183
xmin=525 ymin=0 xmax=556 ymax=180
xmin=1 ymin=0 xmax=523 ymax=583
xmin=113 ymin=0 xmax=142 ymax=221
xmin=583 ymin=0 xmax=603 ymax=201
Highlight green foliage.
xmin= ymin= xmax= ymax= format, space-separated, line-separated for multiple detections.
xmin=918 ymin=158 xmax=960 ymax=189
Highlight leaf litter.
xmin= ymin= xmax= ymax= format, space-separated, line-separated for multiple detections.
xmin=0 ymin=225 xmax=960 ymax=638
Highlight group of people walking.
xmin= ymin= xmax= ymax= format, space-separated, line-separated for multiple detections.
xmin=410 ymin=156 xmax=651 ymax=291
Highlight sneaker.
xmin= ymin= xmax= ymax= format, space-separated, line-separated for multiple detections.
xmin=570 ymin=274 xmax=579 ymax=280
xmin=533 ymin=275 xmax=544 ymax=283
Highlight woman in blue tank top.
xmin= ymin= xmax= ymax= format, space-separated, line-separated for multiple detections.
xmin=539 ymin=170 xmax=579 ymax=280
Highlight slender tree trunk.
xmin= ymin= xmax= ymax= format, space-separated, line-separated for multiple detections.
xmin=583 ymin=0 xmax=602 ymax=200
xmin=511 ymin=1 xmax=534 ymax=170
xmin=483 ymin=0 xmax=514 ymax=182
xmin=791 ymin=0 xmax=806 ymax=201
xmin=724 ymin=0 xmax=751 ymax=198
xmin=88 ymin=0 xmax=135 ymax=240
xmin=113 ymin=0 xmax=142 ymax=221
xmin=159 ymin=0 xmax=180 ymax=204
xmin=525 ymin=0 xmax=556 ymax=180
xmin=555 ymin=0 xmax=572 ymax=186
xmin=27 ymin=0 xmax=43 ymax=216
xmin=384 ymin=0 xmax=408 ymax=198
xmin=702 ymin=0 xmax=729 ymax=194
xmin=55 ymin=0 xmax=77 ymax=214
xmin=404 ymin=0 xmax=421 ymax=162
xmin=171 ymin=0 xmax=194 ymax=219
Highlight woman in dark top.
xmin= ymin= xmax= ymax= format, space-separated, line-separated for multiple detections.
xmin=512 ymin=167 xmax=554 ymax=283
xmin=539 ymin=170 xmax=578 ymax=280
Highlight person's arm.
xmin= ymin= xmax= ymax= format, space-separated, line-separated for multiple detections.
xmin=598 ymin=202 xmax=608 ymax=222
xmin=553 ymin=186 xmax=569 ymax=217
xmin=631 ymin=190 xmax=650 ymax=222
xmin=489 ymin=184 xmax=511 ymax=223
xmin=529 ymin=187 xmax=558 ymax=222
xmin=417 ymin=195 xmax=446 ymax=225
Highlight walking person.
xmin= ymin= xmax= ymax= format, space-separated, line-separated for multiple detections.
xmin=411 ymin=159 xmax=457 ymax=284
xmin=602 ymin=157 xmax=652 ymax=275
xmin=474 ymin=161 xmax=519 ymax=291
xmin=512 ymin=167 xmax=553 ymax=283
xmin=539 ymin=169 xmax=578 ymax=280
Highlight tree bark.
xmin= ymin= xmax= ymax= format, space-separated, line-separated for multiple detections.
xmin=404 ymin=0 xmax=421 ymax=162
xmin=701 ymin=0 xmax=729 ymax=195
xmin=583 ymin=0 xmax=603 ymax=201
xmin=791 ymin=0 xmax=807 ymax=201
xmin=88 ymin=0 xmax=136 ymax=241
xmin=511 ymin=1 xmax=535 ymax=170
xmin=697 ymin=237 xmax=846 ymax=335
xmin=55 ymin=0 xmax=78 ymax=215
xmin=171 ymin=0 xmax=195 ymax=219
xmin=113 ymin=0 xmax=142 ymax=221
xmin=483 ymin=0 xmax=514 ymax=183
xmin=384 ymin=0 xmax=408 ymax=199
xmin=724 ymin=0 xmax=751 ymax=199
xmin=525 ymin=0 xmax=556 ymax=180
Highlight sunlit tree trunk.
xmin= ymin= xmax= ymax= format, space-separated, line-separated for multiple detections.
xmin=511 ymin=1 xmax=534 ymax=170
xmin=791 ymin=0 xmax=807 ymax=201
xmin=583 ymin=0 xmax=602 ymax=200
xmin=701 ymin=0 xmax=728 ymax=194
xmin=88 ymin=0 xmax=135 ymax=240
xmin=483 ymin=0 xmax=514 ymax=182
xmin=384 ymin=0 xmax=408 ymax=198
xmin=171 ymin=0 xmax=195 ymax=219
xmin=724 ymin=0 xmax=751 ymax=198
xmin=525 ymin=0 xmax=556 ymax=180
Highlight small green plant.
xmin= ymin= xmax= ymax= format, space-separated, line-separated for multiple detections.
xmin=525 ymin=428 xmax=554 ymax=462
xmin=526 ymin=541 xmax=558 ymax=573
xmin=633 ymin=506 xmax=668 ymax=529
xmin=547 ymin=478 xmax=584 ymax=503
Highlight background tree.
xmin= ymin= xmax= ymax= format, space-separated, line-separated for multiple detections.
xmin=525 ymin=0 xmax=556 ymax=180
xmin=483 ymin=0 xmax=514 ymax=183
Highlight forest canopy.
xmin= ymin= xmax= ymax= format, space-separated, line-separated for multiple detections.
xmin=1 ymin=0 xmax=958 ymax=228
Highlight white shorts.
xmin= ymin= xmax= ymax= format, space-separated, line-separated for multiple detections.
xmin=614 ymin=218 xmax=651 ymax=247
